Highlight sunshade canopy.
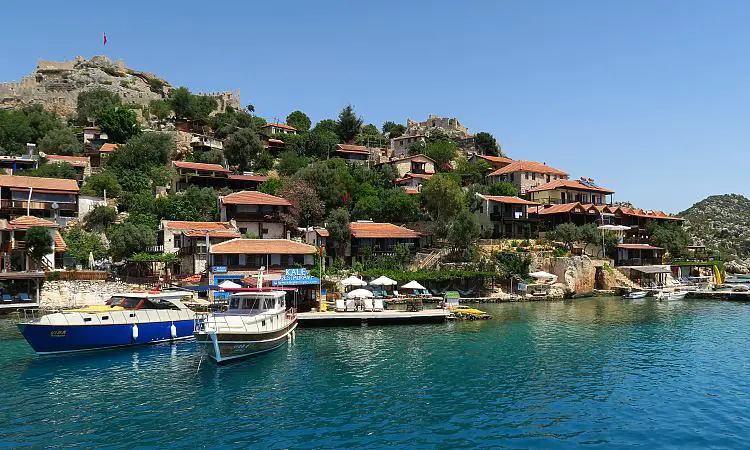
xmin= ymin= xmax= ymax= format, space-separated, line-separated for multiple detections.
xmin=401 ymin=280 xmax=427 ymax=290
xmin=218 ymin=280 xmax=242 ymax=288
xmin=631 ymin=266 xmax=671 ymax=274
xmin=346 ymin=289 xmax=374 ymax=298
xmin=370 ymin=276 xmax=397 ymax=286
xmin=340 ymin=276 xmax=367 ymax=287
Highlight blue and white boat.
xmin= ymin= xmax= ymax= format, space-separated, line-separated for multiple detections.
xmin=17 ymin=291 xmax=196 ymax=355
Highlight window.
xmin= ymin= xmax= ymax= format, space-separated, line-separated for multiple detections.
xmin=532 ymin=173 xmax=536 ymax=180
xmin=547 ymin=175 xmax=551 ymax=182
xmin=525 ymin=172 xmax=529 ymax=180
xmin=510 ymin=173 xmax=514 ymax=182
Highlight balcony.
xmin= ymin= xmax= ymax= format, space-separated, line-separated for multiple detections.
xmin=229 ymin=212 xmax=284 ymax=222
xmin=489 ymin=212 xmax=531 ymax=221
xmin=0 ymin=199 xmax=76 ymax=212
xmin=617 ymin=258 xmax=664 ymax=266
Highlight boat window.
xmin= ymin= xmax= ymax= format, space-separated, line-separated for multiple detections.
xmin=108 ymin=296 xmax=143 ymax=309
xmin=141 ymin=299 xmax=180 ymax=310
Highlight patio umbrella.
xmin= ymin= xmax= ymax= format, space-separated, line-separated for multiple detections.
xmin=529 ymin=271 xmax=558 ymax=283
xmin=401 ymin=280 xmax=427 ymax=290
xmin=218 ymin=280 xmax=241 ymax=289
xmin=370 ymin=276 xmax=397 ymax=286
xmin=346 ymin=289 xmax=374 ymax=299
xmin=88 ymin=251 xmax=95 ymax=269
xmin=598 ymin=225 xmax=631 ymax=231
xmin=340 ymin=276 xmax=367 ymax=287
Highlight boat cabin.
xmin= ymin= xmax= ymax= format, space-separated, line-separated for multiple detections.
xmin=105 ymin=292 xmax=191 ymax=310
xmin=227 ymin=291 xmax=287 ymax=313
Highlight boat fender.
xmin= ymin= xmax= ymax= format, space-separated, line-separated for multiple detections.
xmin=132 ymin=324 xmax=139 ymax=341
xmin=170 ymin=323 xmax=177 ymax=339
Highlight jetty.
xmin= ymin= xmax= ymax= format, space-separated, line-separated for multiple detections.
xmin=297 ymin=309 xmax=450 ymax=327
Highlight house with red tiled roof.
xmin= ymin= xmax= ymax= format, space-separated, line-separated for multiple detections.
xmin=209 ymin=238 xmax=315 ymax=272
xmin=261 ymin=122 xmax=298 ymax=136
xmin=333 ymin=144 xmax=370 ymax=164
xmin=0 ymin=216 xmax=67 ymax=272
xmin=528 ymin=178 xmax=614 ymax=206
xmin=390 ymin=134 xmax=426 ymax=158
xmin=218 ymin=191 xmax=291 ymax=239
xmin=0 ymin=175 xmax=79 ymax=221
xmin=474 ymin=194 xmax=540 ymax=238
xmin=487 ymin=160 xmax=569 ymax=195
xmin=468 ymin=154 xmax=514 ymax=170
xmin=172 ymin=161 xmax=268 ymax=192
xmin=158 ymin=220 xmax=241 ymax=275
xmin=344 ymin=221 xmax=421 ymax=263
xmin=45 ymin=155 xmax=92 ymax=181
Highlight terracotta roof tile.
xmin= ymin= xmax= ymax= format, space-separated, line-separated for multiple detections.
xmin=53 ymin=230 xmax=66 ymax=252
xmin=220 ymin=191 xmax=291 ymax=206
xmin=46 ymin=155 xmax=90 ymax=168
xmin=210 ymin=238 xmax=316 ymax=255
xmin=403 ymin=187 xmax=420 ymax=195
xmin=481 ymin=195 xmax=539 ymax=206
xmin=335 ymin=144 xmax=369 ymax=155
xmin=183 ymin=229 xmax=241 ymax=238
xmin=488 ymin=160 xmax=568 ymax=177
xmin=163 ymin=221 xmax=234 ymax=230
xmin=99 ymin=143 xmax=120 ymax=152
xmin=262 ymin=123 xmax=298 ymax=132
xmin=617 ymin=244 xmax=663 ymax=250
xmin=528 ymin=179 xmax=614 ymax=194
xmin=473 ymin=154 xmax=514 ymax=166
xmin=395 ymin=173 xmax=433 ymax=184
xmin=0 ymin=175 xmax=79 ymax=192
xmin=10 ymin=216 xmax=58 ymax=229
xmin=173 ymin=161 xmax=229 ymax=173
xmin=349 ymin=222 xmax=420 ymax=239
xmin=382 ymin=154 xmax=436 ymax=165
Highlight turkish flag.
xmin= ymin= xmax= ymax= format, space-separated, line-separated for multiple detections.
xmin=103 ymin=32 xmax=107 ymax=46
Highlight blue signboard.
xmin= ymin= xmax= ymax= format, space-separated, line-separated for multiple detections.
xmin=212 ymin=266 xmax=228 ymax=273
xmin=272 ymin=268 xmax=320 ymax=286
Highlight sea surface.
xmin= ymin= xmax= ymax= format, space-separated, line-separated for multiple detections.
xmin=1 ymin=297 xmax=749 ymax=449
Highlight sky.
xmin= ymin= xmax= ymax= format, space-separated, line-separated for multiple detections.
xmin=1 ymin=0 xmax=749 ymax=213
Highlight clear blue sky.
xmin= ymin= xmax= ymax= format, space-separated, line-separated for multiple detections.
xmin=2 ymin=0 xmax=748 ymax=213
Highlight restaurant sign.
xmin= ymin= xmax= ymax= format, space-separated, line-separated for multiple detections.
xmin=212 ymin=266 xmax=228 ymax=273
xmin=272 ymin=268 xmax=320 ymax=286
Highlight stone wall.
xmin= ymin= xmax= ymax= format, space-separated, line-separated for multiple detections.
xmin=535 ymin=255 xmax=597 ymax=296
xmin=40 ymin=280 xmax=143 ymax=309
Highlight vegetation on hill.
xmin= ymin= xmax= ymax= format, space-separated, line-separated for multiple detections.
xmin=679 ymin=194 xmax=750 ymax=262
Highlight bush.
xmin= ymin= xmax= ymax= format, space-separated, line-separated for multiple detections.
xmin=84 ymin=205 xmax=118 ymax=232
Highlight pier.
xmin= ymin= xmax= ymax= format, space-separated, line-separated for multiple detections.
xmin=297 ymin=309 xmax=450 ymax=327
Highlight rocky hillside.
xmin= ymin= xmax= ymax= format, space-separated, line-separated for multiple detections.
xmin=0 ymin=56 xmax=239 ymax=118
xmin=679 ymin=194 xmax=750 ymax=271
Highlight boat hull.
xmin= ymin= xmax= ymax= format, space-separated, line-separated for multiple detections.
xmin=195 ymin=321 xmax=297 ymax=364
xmin=17 ymin=319 xmax=195 ymax=354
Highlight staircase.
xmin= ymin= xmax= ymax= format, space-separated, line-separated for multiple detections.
xmin=415 ymin=248 xmax=450 ymax=270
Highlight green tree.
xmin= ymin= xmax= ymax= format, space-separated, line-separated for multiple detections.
xmin=277 ymin=150 xmax=309 ymax=176
xmin=648 ymin=221 xmax=691 ymax=258
xmin=380 ymin=189 xmax=421 ymax=223
xmin=294 ymin=159 xmax=355 ymax=210
xmin=474 ymin=132 xmax=500 ymax=156
xmin=326 ymin=207 xmax=351 ymax=258
xmin=447 ymin=208 xmax=481 ymax=252
xmin=352 ymin=196 xmax=383 ymax=221
xmin=312 ymin=119 xmax=339 ymax=136
xmin=81 ymin=171 xmax=123 ymax=198
xmin=77 ymin=88 xmax=121 ymax=125
xmin=170 ymin=87 xmax=193 ymax=119
xmin=37 ymin=128 xmax=83 ymax=155
xmin=0 ymin=106 xmax=64 ymax=154
xmin=211 ymin=109 xmax=261 ymax=139
xmin=382 ymin=121 xmax=405 ymax=138
xmin=97 ymin=107 xmax=141 ymax=143
xmin=63 ymin=226 xmax=108 ymax=267
xmin=84 ymin=205 xmax=118 ymax=232
xmin=421 ymin=173 xmax=465 ymax=222
xmin=197 ymin=149 xmax=225 ymax=165
xmin=278 ymin=179 xmax=325 ymax=228
xmin=454 ymin=157 xmax=490 ymax=185
xmin=258 ymin=177 xmax=283 ymax=195
xmin=25 ymin=227 xmax=53 ymax=263
xmin=286 ymin=110 xmax=311 ymax=132
xmin=106 ymin=132 xmax=174 ymax=173
xmin=107 ymin=222 xmax=156 ymax=260
xmin=224 ymin=128 xmax=264 ymax=171
xmin=488 ymin=182 xmax=518 ymax=197
xmin=549 ymin=222 xmax=581 ymax=251
xmin=421 ymin=139 xmax=458 ymax=171
xmin=149 ymin=99 xmax=172 ymax=121
xmin=361 ymin=124 xmax=379 ymax=135
xmin=19 ymin=161 xmax=78 ymax=179
xmin=336 ymin=105 xmax=363 ymax=143
xmin=495 ymin=252 xmax=531 ymax=278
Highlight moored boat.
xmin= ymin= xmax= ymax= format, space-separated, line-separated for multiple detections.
xmin=17 ymin=291 xmax=196 ymax=354
xmin=194 ymin=290 xmax=297 ymax=363
xmin=623 ymin=290 xmax=648 ymax=299
xmin=655 ymin=290 xmax=687 ymax=301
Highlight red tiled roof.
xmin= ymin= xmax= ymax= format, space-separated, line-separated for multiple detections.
xmin=335 ymin=144 xmax=369 ymax=155
xmin=382 ymin=154 xmax=436 ymax=165
xmin=391 ymin=134 xmax=425 ymax=141
xmin=617 ymin=244 xmax=663 ymax=250
xmin=395 ymin=173 xmax=433 ymax=184
xmin=267 ymin=138 xmax=285 ymax=145
xmin=488 ymin=160 xmax=568 ymax=177
xmin=614 ymin=207 xmax=683 ymax=221
xmin=183 ymin=229 xmax=241 ymax=239
xmin=220 ymin=191 xmax=291 ymax=206
xmin=210 ymin=238 xmax=316 ymax=255
xmin=528 ymin=179 xmax=614 ymax=194
xmin=53 ymin=230 xmax=66 ymax=252
xmin=46 ymin=155 xmax=90 ymax=168
xmin=533 ymin=202 xmax=585 ymax=215
xmin=227 ymin=174 xmax=268 ymax=182
xmin=164 ymin=221 xmax=234 ymax=230
xmin=262 ymin=123 xmax=298 ymax=132
xmin=473 ymin=154 xmax=514 ymax=166
xmin=10 ymin=216 xmax=58 ymax=229
xmin=349 ymin=222 xmax=420 ymax=239
xmin=173 ymin=161 xmax=229 ymax=173
xmin=0 ymin=175 xmax=79 ymax=192
xmin=481 ymin=195 xmax=539 ymax=206
xmin=403 ymin=187 xmax=420 ymax=195
xmin=99 ymin=143 xmax=120 ymax=152
xmin=314 ymin=228 xmax=329 ymax=237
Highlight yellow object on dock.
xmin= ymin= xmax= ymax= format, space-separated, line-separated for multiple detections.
xmin=713 ymin=265 xmax=723 ymax=285
xmin=67 ymin=305 xmax=124 ymax=313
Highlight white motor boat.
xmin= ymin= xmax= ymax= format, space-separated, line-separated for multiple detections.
xmin=194 ymin=290 xmax=297 ymax=363
xmin=655 ymin=291 xmax=687 ymax=301
xmin=622 ymin=291 xmax=647 ymax=299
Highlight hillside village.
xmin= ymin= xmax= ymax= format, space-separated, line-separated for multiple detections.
xmin=0 ymin=56 xmax=736 ymax=308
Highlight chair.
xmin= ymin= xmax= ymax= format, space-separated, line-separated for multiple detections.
xmin=363 ymin=298 xmax=374 ymax=311
xmin=373 ymin=299 xmax=384 ymax=312
xmin=345 ymin=299 xmax=357 ymax=311
xmin=2 ymin=294 xmax=11 ymax=303
xmin=19 ymin=293 xmax=30 ymax=302
xmin=393 ymin=290 xmax=405 ymax=298
xmin=335 ymin=299 xmax=346 ymax=312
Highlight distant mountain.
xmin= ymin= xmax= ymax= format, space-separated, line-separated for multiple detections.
xmin=678 ymin=194 xmax=750 ymax=266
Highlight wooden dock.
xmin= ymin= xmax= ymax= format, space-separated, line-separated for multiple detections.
xmin=297 ymin=309 xmax=450 ymax=327
xmin=0 ymin=302 xmax=39 ymax=312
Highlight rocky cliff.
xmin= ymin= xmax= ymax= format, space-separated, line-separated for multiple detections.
xmin=679 ymin=194 xmax=750 ymax=271
xmin=0 ymin=56 xmax=240 ymax=118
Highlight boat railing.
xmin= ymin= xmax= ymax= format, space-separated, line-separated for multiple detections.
xmin=194 ymin=308 xmax=294 ymax=335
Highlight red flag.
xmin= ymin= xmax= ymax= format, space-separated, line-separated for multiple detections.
xmin=319 ymin=247 xmax=324 ymax=257
xmin=103 ymin=32 xmax=107 ymax=46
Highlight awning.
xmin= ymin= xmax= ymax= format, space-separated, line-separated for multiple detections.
xmin=178 ymin=285 xmax=220 ymax=292
xmin=631 ymin=266 xmax=671 ymax=274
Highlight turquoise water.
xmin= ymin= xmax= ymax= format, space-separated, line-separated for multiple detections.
xmin=1 ymin=297 xmax=749 ymax=448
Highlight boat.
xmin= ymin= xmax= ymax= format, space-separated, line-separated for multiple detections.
xmin=194 ymin=290 xmax=297 ymax=363
xmin=17 ymin=291 xmax=196 ymax=355
xmin=448 ymin=304 xmax=487 ymax=316
xmin=622 ymin=291 xmax=647 ymax=299
xmin=655 ymin=291 xmax=687 ymax=301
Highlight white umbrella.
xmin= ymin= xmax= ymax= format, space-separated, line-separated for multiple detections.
xmin=346 ymin=289 xmax=374 ymax=299
xmin=529 ymin=271 xmax=558 ymax=283
xmin=88 ymin=251 xmax=95 ymax=269
xmin=401 ymin=280 xmax=427 ymax=290
xmin=340 ymin=276 xmax=367 ymax=287
xmin=370 ymin=276 xmax=397 ymax=286
xmin=598 ymin=225 xmax=632 ymax=231
xmin=218 ymin=280 xmax=241 ymax=289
